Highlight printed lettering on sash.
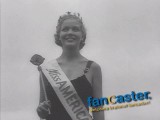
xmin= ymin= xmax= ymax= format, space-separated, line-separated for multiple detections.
xmin=41 ymin=60 xmax=92 ymax=120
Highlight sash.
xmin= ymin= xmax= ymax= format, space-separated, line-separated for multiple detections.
xmin=41 ymin=60 xmax=92 ymax=120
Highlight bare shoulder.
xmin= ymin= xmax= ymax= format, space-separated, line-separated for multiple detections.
xmin=90 ymin=61 xmax=102 ymax=73
xmin=90 ymin=61 xmax=102 ymax=98
xmin=89 ymin=61 xmax=102 ymax=85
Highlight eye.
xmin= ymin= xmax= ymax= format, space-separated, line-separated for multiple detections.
xmin=61 ymin=27 xmax=69 ymax=32
xmin=72 ymin=27 xmax=80 ymax=32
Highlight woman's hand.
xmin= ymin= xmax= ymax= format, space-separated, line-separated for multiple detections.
xmin=37 ymin=100 xmax=51 ymax=119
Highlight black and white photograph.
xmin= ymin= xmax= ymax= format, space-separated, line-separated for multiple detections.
xmin=1 ymin=0 xmax=160 ymax=120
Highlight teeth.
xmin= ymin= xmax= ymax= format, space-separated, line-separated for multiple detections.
xmin=66 ymin=38 xmax=74 ymax=40
xmin=65 ymin=36 xmax=75 ymax=40
xmin=67 ymin=39 xmax=74 ymax=41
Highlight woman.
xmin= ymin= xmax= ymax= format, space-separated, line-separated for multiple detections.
xmin=36 ymin=12 xmax=105 ymax=120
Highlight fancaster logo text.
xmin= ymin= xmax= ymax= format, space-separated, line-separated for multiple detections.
xmin=87 ymin=91 xmax=152 ymax=112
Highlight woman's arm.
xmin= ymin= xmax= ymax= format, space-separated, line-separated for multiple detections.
xmin=37 ymin=73 xmax=51 ymax=119
xmin=91 ymin=62 xmax=105 ymax=120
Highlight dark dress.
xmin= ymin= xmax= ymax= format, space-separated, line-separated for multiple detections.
xmin=38 ymin=61 xmax=93 ymax=120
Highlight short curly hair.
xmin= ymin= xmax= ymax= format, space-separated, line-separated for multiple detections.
xmin=54 ymin=12 xmax=87 ymax=49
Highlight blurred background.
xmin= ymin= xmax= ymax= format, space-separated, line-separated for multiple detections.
xmin=1 ymin=0 xmax=160 ymax=120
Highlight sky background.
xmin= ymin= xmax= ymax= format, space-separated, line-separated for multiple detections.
xmin=1 ymin=0 xmax=160 ymax=120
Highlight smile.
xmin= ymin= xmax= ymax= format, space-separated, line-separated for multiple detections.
xmin=65 ymin=37 xmax=76 ymax=41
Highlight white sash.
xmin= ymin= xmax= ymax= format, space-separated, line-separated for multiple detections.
xmin=41 ymin=60 xmax=92 ymax=120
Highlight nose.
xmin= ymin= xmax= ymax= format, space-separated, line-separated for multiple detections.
xmin=67 ymin=28 xmax=74 ymax=34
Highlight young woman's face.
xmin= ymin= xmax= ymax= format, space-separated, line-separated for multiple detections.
xmin=59 ymin=18 xmax=83 ymax=49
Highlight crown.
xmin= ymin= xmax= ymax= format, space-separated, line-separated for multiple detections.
xmin=58 ymin=11 xmax=83 ymax=25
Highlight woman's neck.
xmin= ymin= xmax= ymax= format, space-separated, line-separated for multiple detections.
xmin=59 ymin=48 xmax=82 ymax=62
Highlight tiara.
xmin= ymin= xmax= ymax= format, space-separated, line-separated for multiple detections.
xmin=58 ymin=11 xmax=83 ymax=24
